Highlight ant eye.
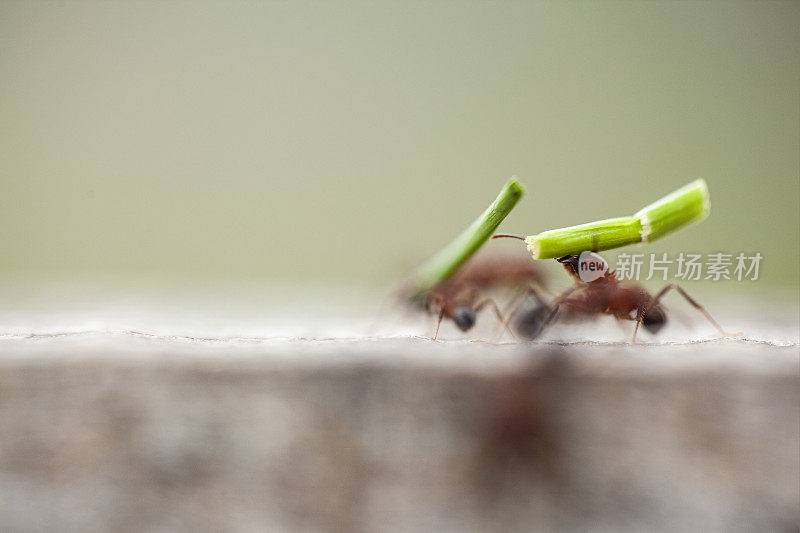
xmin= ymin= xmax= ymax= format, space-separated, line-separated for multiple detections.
xmin=453 ymin=306 xmax=476 ymax=331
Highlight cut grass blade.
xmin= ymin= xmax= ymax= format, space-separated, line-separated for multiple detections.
xmin=411 ymin=177 xmax=525 ymax=301
xmin=635 ymin=178 xmax=709 ymax=243
xmin=522 ymin=179 xmax=710 ymax=259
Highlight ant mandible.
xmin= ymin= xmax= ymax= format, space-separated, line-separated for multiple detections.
xmin=491 ymin=234 xmax=740 ymax=343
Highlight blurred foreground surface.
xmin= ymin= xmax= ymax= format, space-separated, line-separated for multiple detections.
xmin=0 ymin=289 xmax=797 ymax=532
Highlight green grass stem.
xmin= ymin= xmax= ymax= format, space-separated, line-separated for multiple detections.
xmin=524 ymin=179 xmax=710 ymax=259
xmin=412 ymin=177 xmax=525 ymax=300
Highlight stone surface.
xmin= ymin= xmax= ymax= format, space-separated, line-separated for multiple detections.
xmin=0 ymin=289 xmax=797 ymax=532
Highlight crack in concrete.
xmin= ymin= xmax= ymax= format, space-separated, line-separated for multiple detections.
xmin=0 ymin=329 xmax=796 ymax=348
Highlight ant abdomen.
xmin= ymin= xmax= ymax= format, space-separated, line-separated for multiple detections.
xmin=452 ymin=306 xmax=477 ymax=331
xmin=642 ymin=306 xmax=667 ymax=334
xmin=515 ymin=305 xmax=551 ymax=340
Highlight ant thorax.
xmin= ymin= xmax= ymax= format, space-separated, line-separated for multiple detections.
xmin=556 ymin=253 xmax=616 ymax=284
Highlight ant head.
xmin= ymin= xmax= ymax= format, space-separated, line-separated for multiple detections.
xmin=556 ymin=255 xmax=581 ymax=279
xmin=453 ymin=305 xmax=476 ymax=331
xmin=515 ymin=304 xmax=550 ymax=340
xmin=642 ymin=306 xmax=667 ymax=334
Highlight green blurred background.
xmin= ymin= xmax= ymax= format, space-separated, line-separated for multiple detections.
xmin=1 ymin=1 xmax=798 ymax=292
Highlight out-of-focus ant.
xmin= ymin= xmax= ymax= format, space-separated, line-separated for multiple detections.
xmin=423 ymin=253 xmax=547 ymax=340
xmin=491 ymin=234 xmax=739 ymax=343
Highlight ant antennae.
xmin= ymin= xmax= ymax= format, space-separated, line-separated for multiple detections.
xmin=491 ymin=233 xmax=526 ymax=241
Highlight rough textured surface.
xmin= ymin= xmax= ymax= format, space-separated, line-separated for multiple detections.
xmin=0 ymin=330 xmax=797 ymax=532
xmin=0 ymin=288 xmax=797 ymax=532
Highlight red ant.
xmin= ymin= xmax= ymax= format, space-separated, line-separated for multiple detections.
xmin=422 ymin=252 xmax=547 ymax=340
xmin=491 ymin=234 xmax=739 ymax=343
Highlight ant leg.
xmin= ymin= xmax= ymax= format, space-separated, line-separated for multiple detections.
xmin=525 ymin=283 xmax=551 ymax=306
xmin=552 ymin=284 xmax=580 ymax=306
xmin=645 ymin=283 xmax=741 ymax=337
xmin=536 ymin=305 xmax=564 ymax=338
xmin=432 ymin=307 xmax=445 ymax=341
xmin=632 ymin=303 xmax=645 ymax=344
xmin=501 ymin=283 xmax=552 ymax=327
xmin=501 ymin=286 xmax=528 ymax=321
xmin=474 ymin=298 xmax=516 ymax=340
xmin=486 ymin=283 xmax=550 ymax=339
xmin=489 ymin=283 xmax=548 ymax=339
xmin=509 ymin=284 xmax=580 ymax=341
xmin=489 ymin=286 xmax=527 ymax=339
xmin=518 ymin=288 xmax=572 ymax=341
xmin=536 ymin=285 xmax=582 ymax=337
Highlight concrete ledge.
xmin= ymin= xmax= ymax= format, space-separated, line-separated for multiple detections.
xmin=0 ymin=333 xmax=797 ymax=532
